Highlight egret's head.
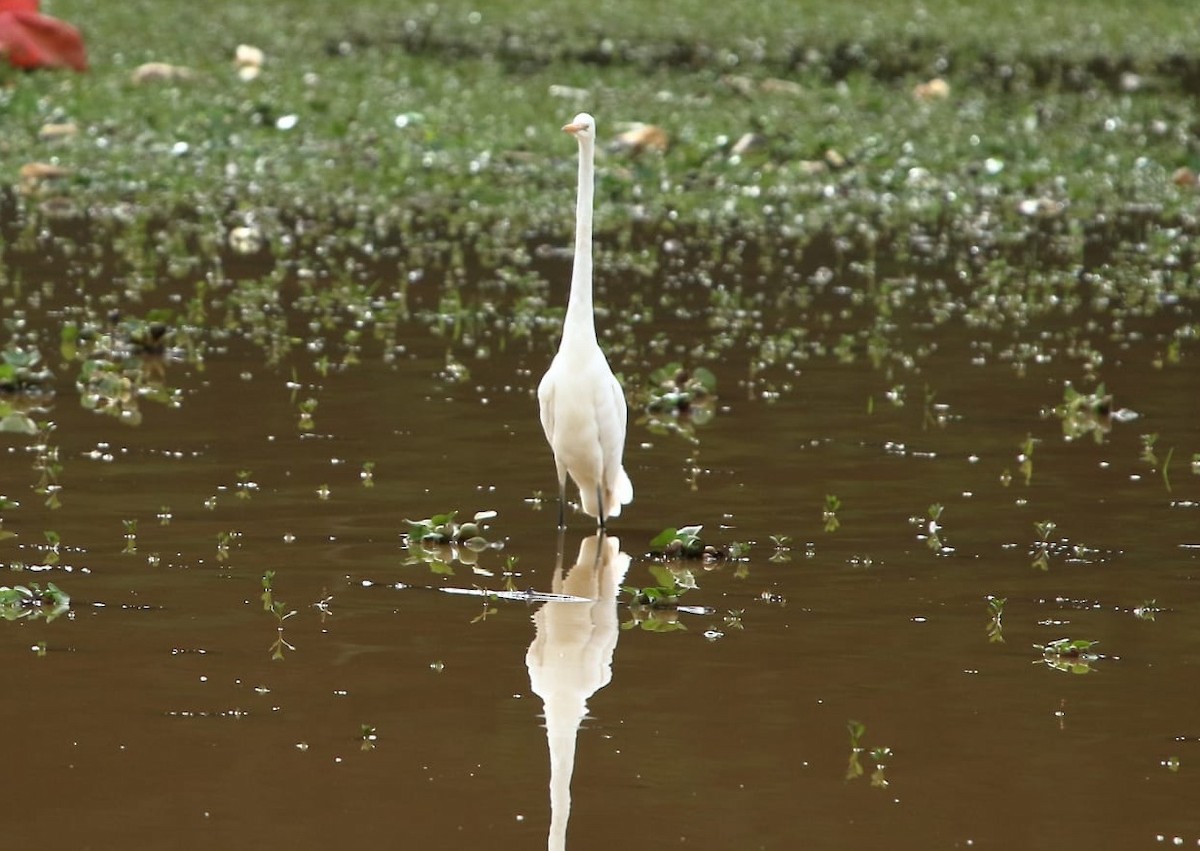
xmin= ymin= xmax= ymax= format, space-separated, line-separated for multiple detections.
xmin=562 ymin=113 xmax=596 ymax=141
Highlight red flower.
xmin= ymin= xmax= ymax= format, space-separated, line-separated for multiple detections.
xmin=0 ymin=0 xmax=87 ymax=72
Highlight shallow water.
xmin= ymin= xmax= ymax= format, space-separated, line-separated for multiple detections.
xmin=2 ymin=230 xmax=1199 ymax=851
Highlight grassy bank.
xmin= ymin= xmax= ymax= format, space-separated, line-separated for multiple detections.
xmin=0 ymin=0 xmax=1196 ymax=368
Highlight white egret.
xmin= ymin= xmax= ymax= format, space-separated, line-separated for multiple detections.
xmin=537 ymin=113 xmax=633 ymax=529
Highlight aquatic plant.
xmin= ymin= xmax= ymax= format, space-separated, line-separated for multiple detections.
xmin=29 ymin=421 xmax=61 ymax=509
xmin=404 ymin=510 xmax=497 ymax=549
xmin=845 ymin=720 xmax=892 ymax=788
xmin=642 ymin=362 xmax=717 ymax=419
xmin=470 ymin=594 xmax=499 ymax=624
xmin=0 ymin=346 xmax=52 ymax=393
xmin=1034 ymin=638 xmax=1100 ymax=674
xmin=648 ymin=524 xmax=705 ymax=559
xmin=622 ymin=563 xmax=696 ymax=608
xmin=1055 ymin=382 xmax=1113 ymax=443
xmin=648 ymin=524 xmax=741 ymax=562
xmin=823 ymin=495 xmax=841 ymax=533
xmin=986 ymin=596 xmax=1006 ymax=644
xmin=1031 ymin=520 xmax=1057 ymax=571
xmin=1133 ymin=600 xmax=1160 ymax=622
xmin=261 ymin=570 xmax=296 ymax=660
xmin=122 ymin=519 xmax=137 ymax=554
xmin=402 ymin=510 xmax=503 ymax=575
xmin=922 ymin=504 xmax=948 ymax=554
xmin=0 ymin=581 xmax=69 ymax=622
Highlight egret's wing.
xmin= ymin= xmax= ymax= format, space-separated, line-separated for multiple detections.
xmin=537 ymin=370 xmax=556 ymax=443
xmin=597 ymin=368 xmax=633 ymax=509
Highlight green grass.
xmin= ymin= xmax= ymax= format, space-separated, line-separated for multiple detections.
xmin=0 ymin=0 xmax=1196 ymax=391
xmin=5 ymin=0 xmax=1199 ymax=236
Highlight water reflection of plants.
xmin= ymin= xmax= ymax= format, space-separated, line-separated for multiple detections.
xmin=0 ymin=348 xmax=53 ymax=435
xmin=1031 ymin=520 xmax=1057 ymax=571
xmin=69 ymin=313 xmax=184 ymax=426
xmin=845 ymin=720 xmax=892 ymax=789
xmin=1034 ymin=638 xmax=1100 ymax=675
xmin=402 ymin=510 xmax=504 ymax=575
xmin=985 ymin=596 xmax=1006 ymax=643
xmin=637 ymin=363 xmax=717 ymax=444
xmin=648 ymin=524 xmax=748 ymax=563
xmin=261 ymin=570 xmax=296 ymax=661
xmin=0 ymin=582 xmax=70 ymax=622
xmin=1054 ymin=382 xmax=1113 ymax=443
xmin=621 ymin=563 xmax=697 ymax=633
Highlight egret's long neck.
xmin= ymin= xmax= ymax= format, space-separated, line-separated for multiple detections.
xmin=563 ymin=137 xmax=596 ymax=347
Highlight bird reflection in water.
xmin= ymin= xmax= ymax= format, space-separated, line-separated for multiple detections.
xmin=525 ymin=532 xmax=630 ymax=851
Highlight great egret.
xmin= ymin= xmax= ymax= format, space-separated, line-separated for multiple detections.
xmin=537 ymin=113 xmax=634 ymax=529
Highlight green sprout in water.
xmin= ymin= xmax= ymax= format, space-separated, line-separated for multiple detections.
xmin=1133 ymin=600 xmax=1161 ymax=621
xmin=1137 ymin=433 xmax=1179 ymax=494
xmin=1031 ymin=520 xmax=1057 ymax=571
xmin=1056 ymin=382 xmax=1112 ymax=443
xmin=261 ymin=571 xmax=296 ymax=660
xmin=32 ymin=421 xmax=62 ymax=509
xmin=846 ymin=720 xmax=866 ymax=780
xmin=360 ymin=460 xmax=375 ymax=488
xmin=122 ymin=519 xmax=137 ymax=554
xmin=823 ymin=495 xmax=841 ymax=533
xmin=261 ymin=570 xmax=277 ymax=612
xmin=216 ymin=530 xmax=235 ymax=563
xmin=502 ymin=555 xmax=520 ymax=593
xmin=768 ymin=534 xmax=791 ymax=563
xmin=298 ymin=397 xmax=317 ymax=431
xmin=845 ymin=720 xmax=892 ymax=788
xmin=1139 ymin=432 xmax=1158 ymax=466
xmin=43 ymin=530 xmax=61 ymax=565
xmin=360 ymin=724 xmax=378 ymax=752
xmin=986 ymin=596 xmax=1006 ymax=643
xmin=1034 ymin=638 xmax=1100 ymax=674
xmin=0 ymin=582 xmax=70 ymax=622
xmin=236 ymin=469 xmax=256 ymax=500
xmin=470 ymin=593 xmax=499 ymax=624
xmin=1018 ymin=434 xmax=1035 ymax=486
xmin=924 ymin=503 xmax=946 ymax=553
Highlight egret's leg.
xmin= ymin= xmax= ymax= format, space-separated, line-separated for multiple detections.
xmin=552 ymin=527 xmax=566 ymax=591
xmin=596 ymin=484 xmax=606 ymax=530
xmin=557 ymin=476 xmax=567 ymax=530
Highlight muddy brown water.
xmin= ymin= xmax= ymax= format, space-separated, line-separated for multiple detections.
xmin=2 ymin=239 xmax=1199 ymax=850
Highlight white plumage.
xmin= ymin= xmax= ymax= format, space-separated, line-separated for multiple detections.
xmin=537 ymin=113 xmax=633 ymax=528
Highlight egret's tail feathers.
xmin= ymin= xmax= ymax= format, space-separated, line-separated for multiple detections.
xmin=605 ymin=468 xmax=633 ymax=519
